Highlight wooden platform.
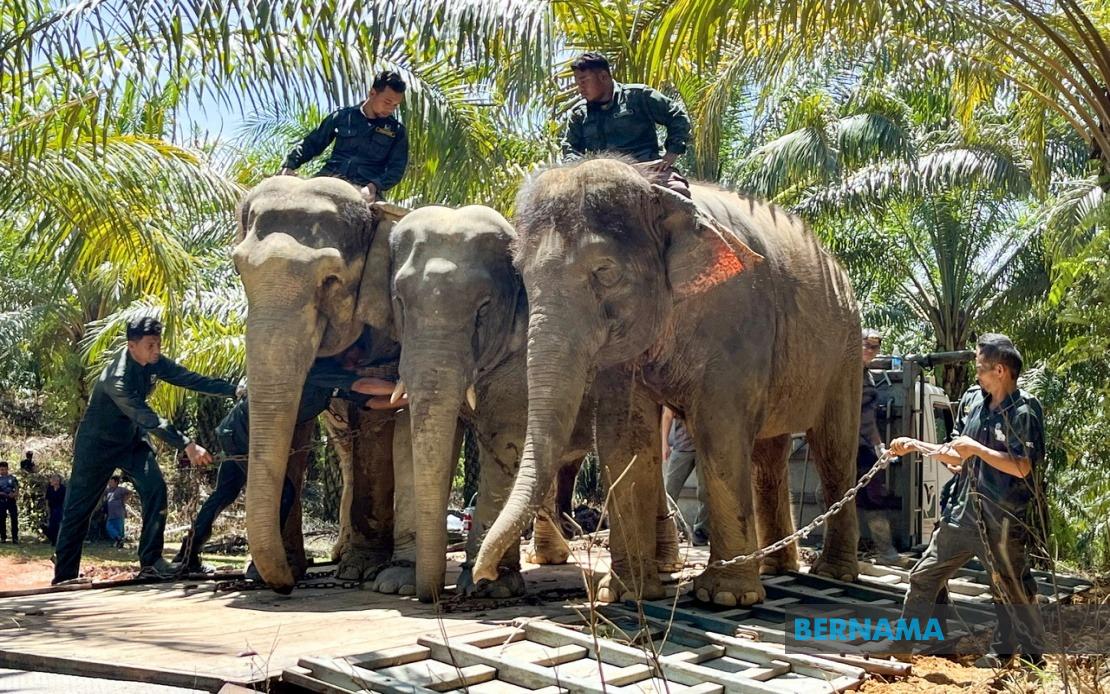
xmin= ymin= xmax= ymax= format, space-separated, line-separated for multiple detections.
xmin=0 ymin=555 xmax=592 ymax=691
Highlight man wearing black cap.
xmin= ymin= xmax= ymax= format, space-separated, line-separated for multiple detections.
xmin=52 ymin=316 xmax=241 ymax=583
xmin=562 ymin=52 xmax=693 ymax=196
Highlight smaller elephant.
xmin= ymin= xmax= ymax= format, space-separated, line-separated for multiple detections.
xmin=360 ymin=204 xmax=682 ymax=602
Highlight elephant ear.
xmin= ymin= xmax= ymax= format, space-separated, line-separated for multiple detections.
xmin=355 ymin=203 xmax=408 ymax=338
xmin=654 ymin=184 xmax=764 ymax=300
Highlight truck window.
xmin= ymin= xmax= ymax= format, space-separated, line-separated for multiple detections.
xmin=934 ymin=403 xmax=955 ymax=443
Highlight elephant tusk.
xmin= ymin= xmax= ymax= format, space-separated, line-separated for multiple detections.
xmin=390 ymin=380 xmax=406 ymax=404
xmin=466 ymin=385 xmax=478 ymax=412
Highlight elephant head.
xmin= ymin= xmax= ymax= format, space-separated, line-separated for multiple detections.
xmin=472 ymin=158 xmax=761 ymax=583
xmin=232 ymin=176 xmax=393 ymax=592
xmin=370 ymin=205 xmax=522 ymax=601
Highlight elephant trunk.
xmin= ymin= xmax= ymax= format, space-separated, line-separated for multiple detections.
xmin=402 ymin=342 xmax=467 ymax=603
xmin=472 ymin=310 xmax=593 ymax=583
xmin=244 ymin=310 xmax=320 ymax=593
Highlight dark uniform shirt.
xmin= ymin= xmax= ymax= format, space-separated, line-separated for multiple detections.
xmin=282 ymin=105 xmax=409 ymax=194
xmin=562 ymin=82 xmax=692 ymax=163
xmin=945 ymin=386 xmax=1044 ymax=528
xmin=860 ymin=368 xmax=882 ymax=447
xmin=78 ymin=348 xmax=237 ymax=451
xmin=216 ymin=358 xmax=369 ymax=459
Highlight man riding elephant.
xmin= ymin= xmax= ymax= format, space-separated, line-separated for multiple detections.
xmin=562 ymin=52 xmax=692 ymax=197
xmin=281 ymin=71 xmax=409 ymax=203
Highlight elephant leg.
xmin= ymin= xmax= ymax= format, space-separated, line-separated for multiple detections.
xmin=553 ymin=460 xmax=581 ymax=540
xmin=655 ymin=474 xmax=683 ymax=574
xmin=279 ymin=419 xmax=316 ymax=580
xmin=372 ymin=408 xmax=420 ymax=595
xmin=458 ymin=419 xmax=525 ymax=599
xmin=692 ymin=407 xmax=765 ymax=608
xmin=595 ymin=371 xmax=664 ymax=603
xmin=336 ymin=403 xmax=395 ymax=581
xmin=751 ymin=434 xmax=798 ymax=576
xmin=528 ymin=460 xmax=574 ymax=566
xmin=323 ymin=406 xmax=354 ymax=564
xmin=807 ymin=383 xmax=860 ymax=583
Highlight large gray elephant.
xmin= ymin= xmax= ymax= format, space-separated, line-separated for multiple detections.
xmin=232 ymin=176 xmax=400 ymax=592
xmin=360 ymin=204 xmax=681 ymax=602
xmin=472 ymin=158 xmax=862 ymax=607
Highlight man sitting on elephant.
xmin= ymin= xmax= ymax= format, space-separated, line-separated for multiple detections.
xmin=280 ymin=71 xmax=409 ymax=203
xmin=562 ymin=52 xmax=692 ymax=197
xmin=174 ymin=339 xmax=406 ymax=577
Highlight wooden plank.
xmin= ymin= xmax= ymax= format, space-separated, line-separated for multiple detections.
xmin=0 ymin=648 xmax=227 ymax=692
xmin=301 ymin=655 xmax=438 ymax=694
xmin=348 ymin=644 xmax=432 ymax=669
xmin=418 ymin=635 xmax=607 ymax=693
xmin=284 ymin=665 xmax=371 ymax=694
xmin=376 ymin=661 xmax=497 ymax=692
xmin=815 ymin=653 xmax=912 ymax=678
xmin=452 ymin=626 xmax=527 ymax=648
xmin=522 ymin=620 xmax=788 ymax=694
xmin=497 ymin=641 xmax=590 ymax=667
xmin=665 ymin=644 xmax=726 ymax=664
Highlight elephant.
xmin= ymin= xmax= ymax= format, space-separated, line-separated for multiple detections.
xmin=471 ymin=157 xmax=862 ymax=607
xmin=232 ymin=176 xmax=403 ymax=592
xmin=358 ymin=204 xmax=682 ymax=602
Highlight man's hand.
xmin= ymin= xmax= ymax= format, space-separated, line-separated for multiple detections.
xmin=364 ymin=394 xmax=408 ymax=410
xmin=351 ymin=377 xmax=396 ymax=396
xmin=360 ymin=183 xmax=378 ymax=203
xmin=185 ymin=442 xmax=214 ymax=467
xmin=235 ymin=383 xmax=247 ymax=400
xmin=888 ymin=437 xmax=918 ymax=456
xmin=938 ymin=435 xmax=985 ymax=462
xmin=943 ymin=461 xmax=964 ymax=474
xmin=279 ymin=167 xmax=297 ymax=176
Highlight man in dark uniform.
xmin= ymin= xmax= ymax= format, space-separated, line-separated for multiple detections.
xmin=857 ymin=329 xmax=900 ymax=564
xmin=561 ymin=52 xmax=693 ymax=196
xmin=280 ymin=71 xmax=409 ymax=202
xmin=0 ymin=462 xmax=18 ymax=543
xmin=175 ymin=343 xmax=405 ymax=575
xmin=52 ymin=316 xmax=240 ymax=583
xmin=887 ymin=333 xmax=1046 ymax=666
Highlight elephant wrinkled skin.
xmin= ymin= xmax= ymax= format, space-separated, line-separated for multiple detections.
xmin=232 ymin=176 xmax=400 ymax=592
xmin=472 ymin=158 xmax=862 ymax=607
xmin=364 ymin=205 xmax=680 ymax=602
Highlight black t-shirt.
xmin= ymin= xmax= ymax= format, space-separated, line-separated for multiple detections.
xmin=946 ymin=387 xmax=1044 ymax=528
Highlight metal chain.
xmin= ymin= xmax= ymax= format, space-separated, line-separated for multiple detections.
xmin=706 ymin=450 xmax=897 ymax=570
xmin=212 ymin=567 xmax=361 ymax=593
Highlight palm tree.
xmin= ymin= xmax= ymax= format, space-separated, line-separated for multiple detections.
xmin=732 ymin=81 xmax=1044 ymax=397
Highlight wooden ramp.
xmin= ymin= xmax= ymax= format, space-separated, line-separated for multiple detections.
xmin=0 ymin=558 xmax=590 ymax=691
xmin=287 ymin=617 xmax=866 ymax=693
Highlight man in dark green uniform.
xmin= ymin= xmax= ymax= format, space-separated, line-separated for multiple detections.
xmin=887 ymin=333 xmax=1046 ymax=666
xmin=52 ymin=317 xmax=240 ymax=583
xmin=562 ymin=52 xmax=693 ymax=196
xmin=280 ymin=71 xmax=409 ymax=202
xmin=175 ymin=344 xmax=404 ymax=575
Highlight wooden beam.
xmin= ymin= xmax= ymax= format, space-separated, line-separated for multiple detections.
xmin=299 ymin=655 xmax=438 ymax=694
xmin=418 ymin=635 xmax=604 ymax=693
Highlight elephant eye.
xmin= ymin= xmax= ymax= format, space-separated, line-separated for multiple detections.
xmin=592 ymin=263 xmax=622 ymax=288
xmin=476 ymin=299 xmax=491 ymax=321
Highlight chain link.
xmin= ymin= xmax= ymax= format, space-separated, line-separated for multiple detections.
xmin=705 ymin=450 xmax=896 ymax=570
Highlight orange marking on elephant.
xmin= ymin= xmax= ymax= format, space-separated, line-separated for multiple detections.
xmin=678 ymin=237 xmax=750 ymax=297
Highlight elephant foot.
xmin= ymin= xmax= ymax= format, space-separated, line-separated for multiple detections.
xmin=457 ymin=564 xmax=526 ymax=599
xmin=336 ymin=546 xmax=391 ymax=582
xmin=370 ymin=561 xmax=416 ymax=596
xmin=596 ymin=570 xmax=665 ymax=604
xmin=759 ymin=546 xmax=800 ymax=576
xmin=693 ymin=566 xmax=765 ymax=607
xmin=810 ymin=547 xmax=858 ymax=583
xmin=526 ymin=539 xmax=570 ymax=566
